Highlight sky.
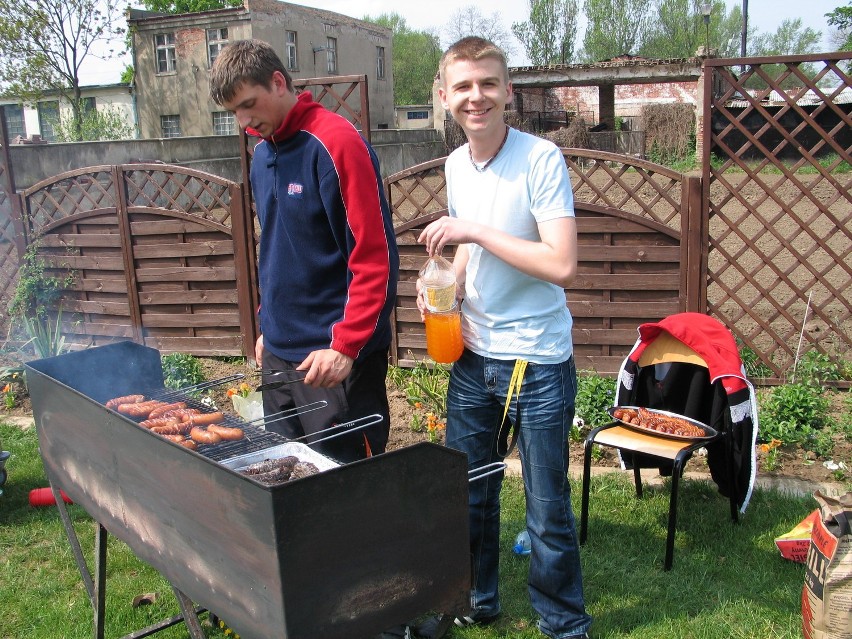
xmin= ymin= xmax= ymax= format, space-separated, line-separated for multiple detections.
xmin=78 ymin=0 xmax=843 ymax=84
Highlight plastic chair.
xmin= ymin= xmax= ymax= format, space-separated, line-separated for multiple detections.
xmin=578 ymin=313 xmax=758 ymax=571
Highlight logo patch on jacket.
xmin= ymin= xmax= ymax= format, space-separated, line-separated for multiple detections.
xmin=287 ymin=182 xmax=304 ymax=197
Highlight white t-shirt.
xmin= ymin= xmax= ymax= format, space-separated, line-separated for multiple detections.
xmin=447 ymin=127 xmax=575 ymax=364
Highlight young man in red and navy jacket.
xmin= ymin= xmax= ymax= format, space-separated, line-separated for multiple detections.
xmin=211 ymin=39 xmax=399 ymax=464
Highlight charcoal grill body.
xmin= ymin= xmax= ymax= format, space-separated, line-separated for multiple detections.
xmin=26 ymin=342 xmax=471 ymax=639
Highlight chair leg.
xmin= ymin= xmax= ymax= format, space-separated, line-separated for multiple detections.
xmin=633 ymin=460 xmax=643 ymax=498
xmin=664 ymin=456 xmax=687 ymax=571
xmin=580 ymin=438 xmax=593 ymax=545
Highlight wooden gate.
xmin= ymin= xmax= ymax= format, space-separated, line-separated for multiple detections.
xmin=18 ymin=164 xmax=258 ymax=357
xmin=386 ymin=151 xmax=703 ymax=374
xmin=703 ymin=52 xmax=852 ymax=380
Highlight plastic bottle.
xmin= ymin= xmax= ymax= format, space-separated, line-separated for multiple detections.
xmin=424 ymin=306 xmax=463 ymax=364
xmin=419 ymin=255 xmax=457 ymax=313
xmin=512 ymin=530 xmax=531 ymax=556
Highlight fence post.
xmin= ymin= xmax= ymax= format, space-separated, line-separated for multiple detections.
xmin=681 ymin=175 xmax=706 ymax=313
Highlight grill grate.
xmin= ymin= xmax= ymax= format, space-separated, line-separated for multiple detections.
xmin=115 ymin=387 xmax=293 ymax=463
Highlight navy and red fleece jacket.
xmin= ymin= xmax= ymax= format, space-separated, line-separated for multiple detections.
xmin=249 ymin=91 xmax=399 ymax=363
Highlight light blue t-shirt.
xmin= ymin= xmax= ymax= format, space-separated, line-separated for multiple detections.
xmin=446 ymin=127 xmax=575 ymax=364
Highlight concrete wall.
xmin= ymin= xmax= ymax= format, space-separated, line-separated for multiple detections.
xmin=6 ymin=128 xmax=446 ymax=191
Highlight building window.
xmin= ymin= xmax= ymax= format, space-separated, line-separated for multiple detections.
xmin=212 ymin=111 xmax=235 ymax=135
xmin=160 ymin=114 xmax=182 ymax=138
xmin=207 ymin=27 xmax=228 ymax=67
xmin=376 ymin=46 xmax=385 ymax=80
xmin=406 ymin=111 xmax=429 ymax=120
xmin=155 ymin=33 xmax=177 ymax=74
xmin=82 ymin=97 xmax=96 ymax=114
xmin=38 ymin=100 xmax=59 ymax=141
xmin=285 ymin=31 xmax=298 ymax=71
xmin=3 ymin=104 xmax=26 ymax=139
xmin=326 ymin=37 xmax=337 ymax=74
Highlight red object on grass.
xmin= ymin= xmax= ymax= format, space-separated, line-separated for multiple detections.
xmin=29 ymin=487 xmax=73 ymax=507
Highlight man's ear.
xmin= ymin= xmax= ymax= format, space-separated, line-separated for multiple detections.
xmin=438 ymin=87 xmax=449 ymax=110
xmin=271 ymin=70 xmax=289 ymax=94
xmin=505 ymin=81 xmax=514 ymax=107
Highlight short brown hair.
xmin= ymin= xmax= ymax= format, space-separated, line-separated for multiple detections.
xmin=209 ymin=39 xmax=293 ymax=105
xmin=439 ymin=37 xmax=509 ymax=87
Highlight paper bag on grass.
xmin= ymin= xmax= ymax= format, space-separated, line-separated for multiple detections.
xmin=775 ymin=509 xmax=820 ymax=563
xmin=802 ymin=491 xmax=852 ymax=639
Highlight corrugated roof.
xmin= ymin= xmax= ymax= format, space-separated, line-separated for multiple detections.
xmin=725 ymin=86 xmax=852 ymax=108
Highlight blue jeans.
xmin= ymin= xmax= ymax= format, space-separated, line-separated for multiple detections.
xmin=446 ymin=349 xmax=592 ymax=639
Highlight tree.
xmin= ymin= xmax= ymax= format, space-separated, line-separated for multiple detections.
xmin=512 ymin=0 xmax=580 ymax=65
xmin=744 ymin=19 xmax=823 ymax=88
xmin=640 ymin=0 xmax=744 ymax=59
xmin=580 ymin=0 xmax=655 ymax=62
xmin=363 ymin=13 xmax=442 ymax=106
xmin=443 ymin=5 xmax=517 ymax=60
xmin=51 ymin=104 xmax=135 ymax=141
xmin=826 ymin=2 xmax=852 ymax=51
xmin=139 ymin=0 xmax=241 ymax=12
xmin=0 ymin=0 xmax=125 ymax=141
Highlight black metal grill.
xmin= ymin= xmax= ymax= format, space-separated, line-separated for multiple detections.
xmin=25 ymin=341 xmax=471 ymax=639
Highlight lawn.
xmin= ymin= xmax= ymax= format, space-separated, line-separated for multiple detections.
xmin=0 ymin=420 xmax=817 ymax=639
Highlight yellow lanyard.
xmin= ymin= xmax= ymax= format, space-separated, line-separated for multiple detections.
xmin=501 ymin=359 xmax=527 ymax=425
xmin=497 ymin=359 xmax=528 ymax=458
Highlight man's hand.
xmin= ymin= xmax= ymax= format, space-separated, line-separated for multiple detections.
xmin=298 ymin=349 xmax=354 ymax=388
xmin=255 ymin=335 xmax=264 ymax=366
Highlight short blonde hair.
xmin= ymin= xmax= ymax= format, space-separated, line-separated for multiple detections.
xmin=439 ymin=37 xmax=509 ymax=87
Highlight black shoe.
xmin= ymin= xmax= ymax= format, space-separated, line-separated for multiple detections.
xmin=414 ymin=612 xmax=499 ymax=638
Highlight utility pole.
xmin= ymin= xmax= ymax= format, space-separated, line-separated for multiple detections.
xmin=741 ymin=0 xmax=749 ymax=58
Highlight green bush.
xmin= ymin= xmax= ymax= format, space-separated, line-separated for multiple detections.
xmin=161 ymin=353 xmax=206 ymax=392
xmin=738 ymin=341 xmax=772 ymax=379
xmin=759 ymin=382 xmax=830 ymax=450
xmin=575 ymin=371 xmax=617 ymax=430
xmin=793 ymin=350 xmax=842 ymax=386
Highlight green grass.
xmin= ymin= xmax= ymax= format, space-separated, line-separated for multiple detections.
xmin=1 ymin=421 xmax=815 ymax=639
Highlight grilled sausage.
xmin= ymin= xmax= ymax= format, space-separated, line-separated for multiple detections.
xmin=189 ymin=426 xmax=222 ymax=444
xmin=159 ymin=433 xmax=187 ymax=443
xmin=151 ymin=423 xmax=184 ymax=436
xmin=106 ymin=394 xmax=145 ymax=410
xmin=206 ymin=424 xmax=244 ymax=441
xmin=139 ymin=416 xmax=181 ymax=430
xmin=117 ymin=400 xmax=167 ymax=418
xmin=179 ymin=439 xmax=198 ymax=451
xmin=183 ymin=411 xmax=225 ymax=427
xmin=148 ymin=402 xmax=187 ymax=419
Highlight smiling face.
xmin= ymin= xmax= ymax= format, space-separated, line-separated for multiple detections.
xmin=221 ymin=70 xmax=296 ymax=139
xmin=438 ymin=56 xmax=512 ymax=139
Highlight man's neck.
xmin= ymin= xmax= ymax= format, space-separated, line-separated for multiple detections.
xmin=468 ymin=124 xmax=508 ymax=163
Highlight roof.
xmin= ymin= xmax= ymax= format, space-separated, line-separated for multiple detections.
xmin=726 ymin=86 xmax=852 ymax=108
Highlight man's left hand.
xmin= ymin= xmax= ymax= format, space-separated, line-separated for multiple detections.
xmin=298 ymin=349 xmax=354 ymax=388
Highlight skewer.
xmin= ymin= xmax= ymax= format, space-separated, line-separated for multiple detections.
xmin=152 ymin=373 xmax=247 ymax=401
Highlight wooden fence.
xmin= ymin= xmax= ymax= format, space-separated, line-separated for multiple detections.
xmin=702 ymin=52 xmax=852 ymax=380
xmin=387 ymin=151 xmax=703 ymax=374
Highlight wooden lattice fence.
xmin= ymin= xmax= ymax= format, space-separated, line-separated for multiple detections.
xmin=386 ymin=151 xmax=703 ymax=374
xmin=0 ymin=106 xmax=22 ymax=324
xmin=703 ymin=53 xmax=852 ymax=380
xmin=14 ymin=164 xmax=257 ymax=357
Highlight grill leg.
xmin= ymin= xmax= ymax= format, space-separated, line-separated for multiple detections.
xmin=172 ymin=587 xmax=206 ymax=639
